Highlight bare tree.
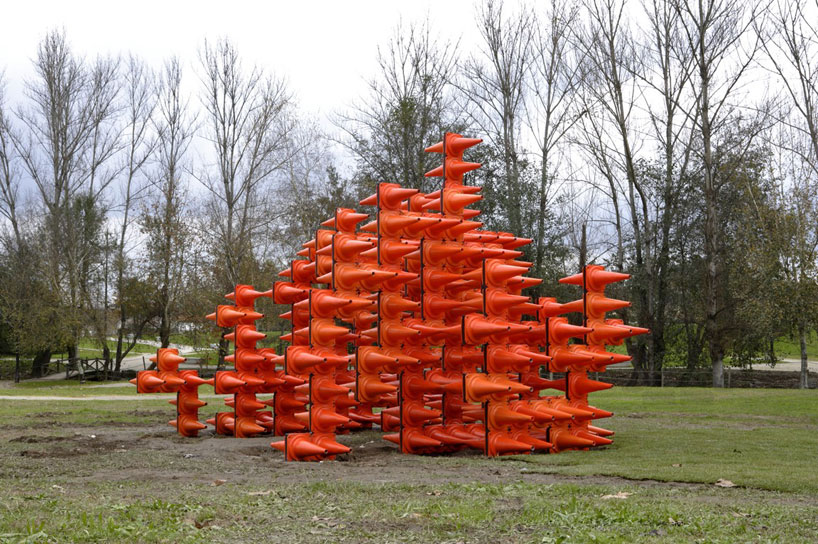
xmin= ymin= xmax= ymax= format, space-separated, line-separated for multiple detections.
xmin=673 ymin=0 xmax=763 ymax=386
xmin=111 ymin=55 xmax=156 ymax=371
xmin=760 ymin=1 xmax=818 ymax=387
xmin=0 ymin=70 xmax=25 ymax=380
xmin=12 ymin=29 xmax=121 ymax=370
xmin=458 ymin=0 xmax=532 ymax=237
xmin=768 ymin=123 xmax=818 ymax=387
xmin=576 ymin=0 xmax=645 ymax=267
xmin=526 ymin=1 xmax=584 ymax=284
xmin=0 ymin=71 xmax=22 ymax=249
xmin=275 ymin=119 xmax=352 ymax=260
xmin=573 ymin=0 xmax=663 ymax=381
xmin=143 ymin=57 xmax=194 ymax=349
xmin=761 ymin=0 xmax=818 ymax=175
xmin=626 ymin=0 xmax=699 ymax=382
xmin=198 ymin=38 xmax=292 ymax=291
xmin=335 ymin=18 xmax=461 ymax=194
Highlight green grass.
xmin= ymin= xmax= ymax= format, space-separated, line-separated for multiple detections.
xmin=774 ymin=330 xmax=818 ymax=360
xmin=0 ymin=479 xmax=814 ymax=543
xmin=515 ymin=388 xmax=818 ymax=494
xmin=0 ymin=387 xmax=816 ymax=542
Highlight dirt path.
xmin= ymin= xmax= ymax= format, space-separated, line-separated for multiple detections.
xmin=0 ymin=394 xmax=230 ymax=401
xmin=6 ymin=419 xmax=818 ymax=509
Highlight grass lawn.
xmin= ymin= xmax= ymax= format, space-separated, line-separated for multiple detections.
xmin=774 ymin=330 xmax=818 ymax=360
xmin=0 ymin=386 xmax=815 ymax=543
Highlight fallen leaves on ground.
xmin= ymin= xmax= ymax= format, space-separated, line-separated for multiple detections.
xmin=601 ymin=491 xmax=632 ymax=499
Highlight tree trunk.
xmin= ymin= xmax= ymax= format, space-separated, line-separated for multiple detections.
xmin=159 ymin=300 xmax=171 ymax=348
xmin=700 ymin=57 xmax=723 ymax=388
xmin=218 ymin=334 xmax=229 ymax=370
xmin=712 ymin=356 xmax=724 ymax=388
xmin=534 ymin=164 xmax=549 ymax=286
xmin=102 ymin=344 xmax=111 ymax=381
xmin=799 ymin=322 xmax=809 ymax=389
xmin=115 ymin=326 xmax=124 ymax=374
xmin=31 ymin=349 xmax=51 ymax=378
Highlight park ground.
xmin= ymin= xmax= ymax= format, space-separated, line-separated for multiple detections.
xmin=0 ymin=383 xmax=817 ymax=543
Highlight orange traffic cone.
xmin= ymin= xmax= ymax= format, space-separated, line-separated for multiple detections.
xmin=357 ymin=375 xmax=398 ymax=399
xmin=206 ymin=305 xmax=248 ymax=327
xmin=487 ymin=433 xmax=534 ymax=456
xmin=575 ymin=430 xmax=613 ymax=446
xmin=559 ymin=266 xmax=630 ymax=290
xmin=403 ymin=375 xmax=444 ymax=396
xmin=377 ymin=321 xmax=422 ymax=344
xmin=423 ymin=269 xmax=463 ymax=290
xmin=424 ymin=134 xmax=483 ymax=155
xmin=463 ymin=373 xmax=514 ymax=402
xmin=488 ymin=405 xmax=534 ymax=427
xmin=370 ymin=238 xmax=418 ymax=262
xmin=588 ymin=425 xmax=615 ymax=437
xmin=463 ymin=261 xmax=528 ymax=285
xmin=485 ymin=290 xmax=530 ymax=314
xmin=226 ymin=284 xmax=273 ymax=306
xmin=150 ymin=349 xmax=187 ymax=371
xmin=225 ymin=325 xmax=266 ymax=348
xmin=214 ymin=371 xmax=246 ymax=394
xmin=225 ymin=348 xmax=266 ymax=368
xmin=133 ymin=371 xmax=164 ymax=393
xmin=173 ymin=393 xmax=207 ymax=413
xmin=327 ymin=208 xmax=369 ymax=232
xmin=297 ymin=320 xmax=349 ymax=345
xmin=312 ymin=434 xmax=351 ymax=455
xmin=568 ymin=373 xmax=613 ymax=396
xmin=170 ymin=415 xmax=207 ymax=437
xmin=380 ymin=293 xmax=421 ymax=318
xmin=510 ymin=431 xmax=553 ymax=450
xmin=384 ymin=403 xmax=441 ymax=425
xmin=549 ymin=319 xmax=594 ymax=343
xmin=273 ymin=282 xmax=309 ymax=304
xmin=550 ymin=429 xmax=595 ymax=450
xmin=402 ymin=429 xmax=443 ymax=451
xmin=235 ymin=417 xmax=266 ymax=438
xmin=561 ymin=293 xmax=631 ymax=316
xmin=424 ymin=158 xmax=481 ymax=179
xmin=377 ymin=184 xmax=420 ymax=209
xmin=278 ymin=434 xmax=330 ymax=461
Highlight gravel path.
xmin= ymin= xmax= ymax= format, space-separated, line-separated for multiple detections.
xmin=0 ymin=394 xmax=230 ymax=401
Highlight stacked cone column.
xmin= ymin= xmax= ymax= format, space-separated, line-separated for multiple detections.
xmin=207 ymin=285 xmax=277 ymax=437
xmin=415 ymin=134 xmax=488 ymax=452
xmin=558 ymin=265 xmax=649 ymax=446
xmin=132 ymin=348 xmax=210 ymax=436
xmin=272 ymin=261 xmax=313 ymax=437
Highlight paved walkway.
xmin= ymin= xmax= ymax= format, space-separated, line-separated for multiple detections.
xmin=607 ymin=358 xmax=817 ymax=372
xmin=36 ymin=341 xmax=205 ymax=381
xmin=0 ymin=394 xmax=230 ymax=401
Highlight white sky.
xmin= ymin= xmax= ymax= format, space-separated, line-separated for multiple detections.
xmin=0 ymin=0 xmax=486 ymax=118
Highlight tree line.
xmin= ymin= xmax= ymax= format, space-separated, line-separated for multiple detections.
xmin=0 ymin=0 xmax=816 ymax=387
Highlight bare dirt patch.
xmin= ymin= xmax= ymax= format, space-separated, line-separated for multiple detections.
xmin=15 ymin=433 xmax=134 ymax=459
xmin=4 ymin=407 xmax=817 ymax=512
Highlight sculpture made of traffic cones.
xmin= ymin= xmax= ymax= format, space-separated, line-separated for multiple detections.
xmin=134 ymin=134 xmax=647 ymax=463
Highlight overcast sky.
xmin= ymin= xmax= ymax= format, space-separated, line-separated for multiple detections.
xmin=0 ymin=0 xmax=488 ymax=118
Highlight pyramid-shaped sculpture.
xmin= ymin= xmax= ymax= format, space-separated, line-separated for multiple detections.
xmin=133 ymin=134 xmax=647 ymax=461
